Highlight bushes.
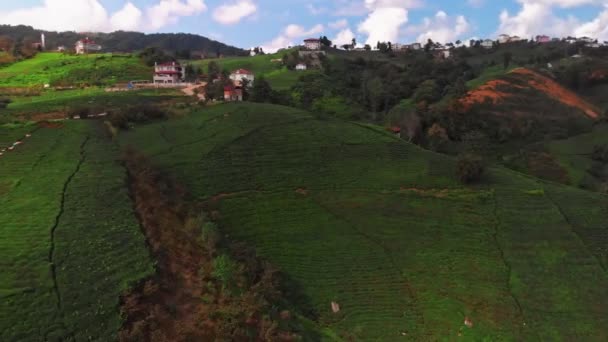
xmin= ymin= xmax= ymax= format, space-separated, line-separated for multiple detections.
xmin=592 ymin=144 xmax=608 ymax=162
xmin=0 ymin=97 xmax=11 ymax=108
xmin=108 ymin=105 xmax=167 ymax=129
xmin=456 ymin=153 xmax=485 ymax=183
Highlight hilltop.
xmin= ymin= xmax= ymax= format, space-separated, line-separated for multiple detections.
xmin=0 ymin=25 xmax=246 ymax=56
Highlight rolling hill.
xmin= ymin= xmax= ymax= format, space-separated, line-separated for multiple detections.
xmin=118 ymin=102 xmax=608 ymax=340
xmin=0 ymin=25 xmax=246 ymax=56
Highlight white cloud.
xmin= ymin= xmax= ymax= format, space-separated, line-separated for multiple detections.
xmin=333 ymin=28 xmax=356 ymax=46
xmin=329 ymin=19 xmax=349 ymax=29
xmin=496 ymin=0 xmax=608 ymax=40
xmin=110 ymin=2 xmax=143 ymax=31
xmin=212 ymin=0 xmax=257 ymax=25
xmin=146 ymin=0 xmax=207 ymax=30
xmin=408 ymin=11 xmax=471 ymax=44
xmin=0 ymin=0 xmax=206 ymax=32
xmin=261 ymin=23 xmax=324 ymax=52
xmin=358 ymin=7 xmax=408 ymax=45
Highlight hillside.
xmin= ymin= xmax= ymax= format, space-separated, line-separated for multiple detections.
xmin=190 ymin=50 xmax=314 ymax=90
xmin=0 ymin=25 xmax=245 ymax=56
xmin=0 ymin=121 xmax=153 ymax=341
xmin=118 ymin=102 xmax=608 ymax=340
xmin=0 ymin=52 xmax=151 ymax=87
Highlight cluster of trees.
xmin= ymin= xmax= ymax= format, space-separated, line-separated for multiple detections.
xmin=0 ymin=25 xmax=246 ymax=56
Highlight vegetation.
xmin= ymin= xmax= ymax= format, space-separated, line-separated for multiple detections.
xmin=119 ymin=103 xmax=608 ymax=340
xmin=0 ymin=25 xmax=245 ymax=56
xmin=0 ymin=121 xmax=153 ymax=341
xmin=0 ymin=52 xmax=151 ymax=87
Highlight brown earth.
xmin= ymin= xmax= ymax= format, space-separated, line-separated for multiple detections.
xmin=120 ymin=151 xmax=301 ymax=342
xmin=460 ymin=68 xmax=600 ymax=119
xmin=120 ymin=152 xmax=213 ymax=342
xmin=27 ymin=112 xmax=67 ymax=122
xmin=512 ymin=68 xmax=600 ymax=119
xmin=38 ymin=121 xmax=64 ymax=129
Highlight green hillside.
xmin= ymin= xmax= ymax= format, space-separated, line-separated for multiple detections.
xmin=0 ymin=52 xmax=151 ymax=87
xmin=190 ymin=50 xmax=313 ymax=90
xmin=0 ymin=121 xmax=153 ymax=341
xmin=120 ymin=103 xmax=608 ymax=340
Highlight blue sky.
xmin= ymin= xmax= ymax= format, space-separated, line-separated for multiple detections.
xmin=0 ymin=1 xmax=607 ymax=51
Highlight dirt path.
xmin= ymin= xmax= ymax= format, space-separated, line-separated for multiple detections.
xmin=181 ymin=83 xmax=206 ymax=100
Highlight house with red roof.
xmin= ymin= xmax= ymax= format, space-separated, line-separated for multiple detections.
xmin=304 ymin=38 xmax=321 ymax=50
xmin=224 ymin=84 xmax=243 ymax=102
xmin=229 ymin=69 xmax=255 ymax=86
xmin=75 ymin=37 xmax=102 ymax=54
xmin=536 ymin=35 xmax=551 ymax=43
xmin=153 ymin=61 xmax=186 ymax=84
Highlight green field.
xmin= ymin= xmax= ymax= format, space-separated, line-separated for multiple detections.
xmin=189 ymin=49 xmax=310 ymax=90
xmin=0 ymin=52 xmax=151 ymax=87
xmin=120 ymin=102 xmax=608 ymax=340
xmin=0 ymin=121 xmax=153 ymax=340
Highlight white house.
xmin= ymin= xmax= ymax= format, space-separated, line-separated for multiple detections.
xmin=498 ymin=34 xmax=511 ymax=44
xmin=578 ymin=37 xmax=595 ymax=43
xmin=229 ymin=69 xmax=255 ymax=86
xmin=75 ymin=38 xmax=102 ymax=54
xmin=408 ymin=43 xmax=422 ymax=50
xmin=153 ymin=61 xmax=186 ymax=84
xmin=481 ymin=39 xmax=494 ymax=49
xmin=303 ymin=38 xmax=321 ymax=50
xmin=295 ymin=63 xmax=307 ymax=71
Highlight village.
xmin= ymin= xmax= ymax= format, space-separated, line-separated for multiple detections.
xmin=7 ymin=32 xmax=606 ymax=105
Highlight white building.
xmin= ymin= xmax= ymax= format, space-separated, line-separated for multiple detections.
xmin=409 ymin=43 xmax=422 ymax=50
xmin=295 ymin=63 xmax=307 ymax=71
xmin=75 ymin=38 xmax=102 ymax=54
xmin=229 ymin=69 xmax=255 ymax=86
xmin=498 ymin=34 xmax=510 ymax=44
xmin=153 ymin=62 xmax=186 ymax=84
xmin=303 ymin=38 xmax=321 ymax=50
xmin=481 ymin=39 xmax=494 ymax=49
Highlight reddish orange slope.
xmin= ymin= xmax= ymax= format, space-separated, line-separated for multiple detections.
xmin=461 ymin=68 xmax=600 ymax=119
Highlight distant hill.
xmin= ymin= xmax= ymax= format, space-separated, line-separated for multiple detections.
xmin=0 ymin=25 xmax=247 ymax=56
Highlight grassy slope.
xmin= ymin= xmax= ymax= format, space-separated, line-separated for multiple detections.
xmin=120 ymin=103 xmax=608 ymax=340
xmin=547 ymin=124 xmax=608 ymax=186
xmin=6 ymin=88 xmax=183 ymax=114
xmin=0 ymin=52 xmax=151 ymax=87
xmin=0 ymin=121 xmax=153 ymax=340
xmin=189 ymin=50 xmax=309 ymax=90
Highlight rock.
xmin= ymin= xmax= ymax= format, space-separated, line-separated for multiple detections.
xmin=331 ymin=301 xmax=340 ymax=313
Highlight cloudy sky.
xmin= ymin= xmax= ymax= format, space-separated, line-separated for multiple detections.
xmin=1 ymin=0 xmax=607 ymax=52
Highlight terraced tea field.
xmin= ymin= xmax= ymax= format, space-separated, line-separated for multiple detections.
xmin=121 ymin=103 xmax=608 ymax=340
xmin=0 ymin=121 xmax=152 ymax=340
xmin=0 ymin=52 xmax=151 ymax=87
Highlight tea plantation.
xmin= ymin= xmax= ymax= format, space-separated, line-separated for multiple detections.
xmin=0 ymin=121 xmax=153 ymax=341
xmin=120 ymin=103 xmax=608 ymax=340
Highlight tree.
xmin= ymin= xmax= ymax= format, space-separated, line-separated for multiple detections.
xmin=456 ymin=153 xmax=484 ymax=183
xmin=503 ymin=51 xmax=513 ymax=69
xmin=427 ymin=123 xmax=449 ymax=152
xmin=351 ymin=37 xmax=357 ymax=48
xmin=413 ymin=79 xmax=441 ymax=104
xmin=0 ymin=36 xmax=13 ymax=52
xmin=320 ymin=36 xmax=332 ymax=47
xmin=341 ymin=44 xmax=352 ymax=51
xmin=207 ymin=61 xmax=221 ymax=80
xmin=364 ymin=44 xmax=371 ymax=51
xmin=212 ymin=254 xmax=238 ymax=291
xmin=424 ymin=39 xmax=434 ymax=52
xmin=250 ymin=76 xmax=273 ymax=103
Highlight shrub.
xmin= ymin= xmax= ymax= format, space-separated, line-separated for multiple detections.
xmin=212 ymin=254 xmax=238 ymax=290
xmin=592 ymin=144 xmax=608 ymax=162
xmin=456 ymin=153 xmax=484 ymax=183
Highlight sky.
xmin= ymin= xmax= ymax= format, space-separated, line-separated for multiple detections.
xmin=0 ymin=0 xmax=608 ymax=52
